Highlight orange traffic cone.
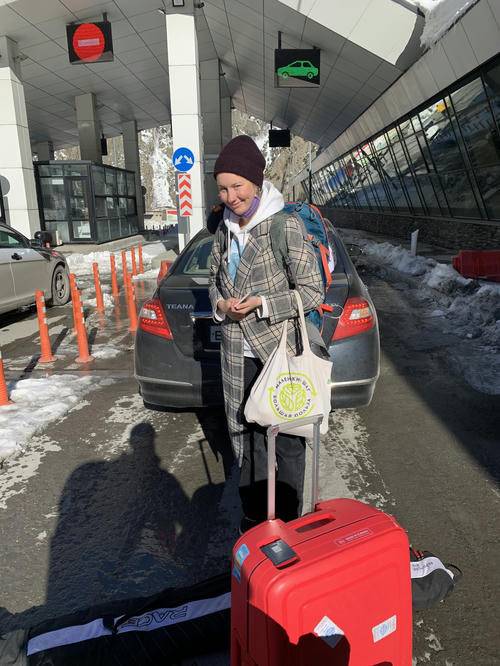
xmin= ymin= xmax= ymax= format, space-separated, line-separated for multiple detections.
xmin=110 ymin=254 xmax=119 ymax=299
xmin=35 ymin=291 xmax=57 ymax=363
xmin=131 ymin=246 xmax=137 ymax=276
xmin=126 ymin=273 xmax=138 ymax=332
xmin=0 ymin=346 xmax=13 ymax=406
xmin=74 ymin=289 xmax=94 ymax=363
xmin=138 ymin=244 xmax=144 ymax=274
xmin=92 ymin=263 xmax=105 ymax=311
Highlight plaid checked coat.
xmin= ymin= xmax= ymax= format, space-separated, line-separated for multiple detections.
xmin=209 ymin=211 xmax=324 ymax=465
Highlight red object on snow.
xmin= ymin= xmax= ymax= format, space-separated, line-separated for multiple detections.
xmin=452 ymin=250 xmax=500 ymax=282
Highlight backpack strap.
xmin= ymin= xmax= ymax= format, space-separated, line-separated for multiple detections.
xmin=269 ymin=209 xmax=303 ymax=288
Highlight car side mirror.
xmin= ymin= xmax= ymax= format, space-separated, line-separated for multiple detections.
xmin=33 ymin=230 xmax=52 ymax=247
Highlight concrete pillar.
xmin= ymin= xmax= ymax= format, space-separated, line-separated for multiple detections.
xmin=33 ymin=141 xmax=54 ymax=161
xmin=200 ymin=58 xmax=223 ymax=211
xmin=122 ymin=119 xmax=144 ymax=231
xmin=75 ymin=92 xmax=102 ymax=165
xmin=0 ymin=35 xmax=40 ymax=237
xmin=165 ymin=12 xmax=205 ymax=251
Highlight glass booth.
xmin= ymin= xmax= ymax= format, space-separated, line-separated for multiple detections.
xmin=34 ymin=161 xmax=138 ymax=244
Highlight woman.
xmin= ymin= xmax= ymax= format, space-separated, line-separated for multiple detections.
xmin=209 ymin=135 xmax=324 ymax=533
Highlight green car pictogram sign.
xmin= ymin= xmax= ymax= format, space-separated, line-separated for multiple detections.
xmin=275 ymin=48 xmax=320 ymax=87
xmin=277 ymin=60 xmax=319 ymax=80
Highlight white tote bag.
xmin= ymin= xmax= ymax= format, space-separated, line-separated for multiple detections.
xmin=244 ymin=291 xmax=333 ymax=438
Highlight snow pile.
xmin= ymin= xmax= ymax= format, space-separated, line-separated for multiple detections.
xmin=66 ymin=242 xmax=166 ymax=278
xmin=339 ymin=228 xmax=500 ymax=394
xmin=0 ymin=375 xmax=113 ymax=462
xmin=447 ymin=284 xmax=500 ymax=345
xmin=413 ymin=0 xmax=480 ymax=48
xmin=362 ymin=238 xmax=475 ymax=290
xmin=422 ymin=261 xmax=474 ymax=293
xmin=362 ymin=240 xmax=434 ymax=275
xmin=66 ymin=250 xmax=115 ymax=275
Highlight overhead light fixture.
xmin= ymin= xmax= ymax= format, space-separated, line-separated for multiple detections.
xmin=172 ymin=0 xmax=185 ymax=6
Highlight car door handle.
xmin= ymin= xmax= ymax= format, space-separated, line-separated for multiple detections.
xmin=11 ymin=253 xmax=23 ymax=260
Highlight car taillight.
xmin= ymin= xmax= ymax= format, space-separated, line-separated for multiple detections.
xmin=332 ymin=297 xmax=374 ymax=340
xmin=139 ymin=299 xmax=173 ymax=339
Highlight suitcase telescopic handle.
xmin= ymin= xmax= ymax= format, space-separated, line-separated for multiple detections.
xmin=266 ymin=415 xmax=323 ymax=521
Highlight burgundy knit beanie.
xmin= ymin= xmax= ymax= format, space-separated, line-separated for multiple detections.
xmin=213 ymin=135 xmax=266 ymax=187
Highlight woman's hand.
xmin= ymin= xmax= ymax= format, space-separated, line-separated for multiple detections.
xmin=217 ymin=296 xmax=262 ymax=321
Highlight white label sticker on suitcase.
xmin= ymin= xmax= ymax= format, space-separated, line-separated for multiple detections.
xmin=313 ymin=615 xmax=344 ymax=648
xmin=372 ymin=615 xmax=397 ymax=642
xmin=335 ymin=527 xmax=373 ymax=547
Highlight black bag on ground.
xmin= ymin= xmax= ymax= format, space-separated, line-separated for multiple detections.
xmin=0 ymin=573 xmax=230 ymax=666
xmin=410 ymin=547 xmax=462 ymax=611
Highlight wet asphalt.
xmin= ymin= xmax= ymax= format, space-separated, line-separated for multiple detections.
xmin=0 ymin=237 xmax=499 ymax=665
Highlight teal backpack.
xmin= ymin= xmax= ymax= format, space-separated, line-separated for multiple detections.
xmin=269 ymin=202 xmax=335 ymax=332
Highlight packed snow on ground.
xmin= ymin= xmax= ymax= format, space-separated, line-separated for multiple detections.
xmin=412 ymin=0 xmax=480 ymax=48
xmin=66 ymin=241 xmax=166 ymax=277
xmin=0 ymin=375 xmax=113 ymax=462
xmin=339 ymin=228 xmax=500 ymax=395
xmin=0 ymin=242 xmax=170 ymax=463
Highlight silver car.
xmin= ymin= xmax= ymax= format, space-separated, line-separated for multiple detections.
xmin=0 ymin=223 xmax=70 ymax=315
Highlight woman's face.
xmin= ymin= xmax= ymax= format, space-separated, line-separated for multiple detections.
xmin=216 ymin=173 xmax=258 ymax=215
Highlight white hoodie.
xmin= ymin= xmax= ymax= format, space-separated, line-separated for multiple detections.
xmin=223 ymin=180 xmax=284 ymax=261
xmin=218 ymin=180 xmax=284 ymax=356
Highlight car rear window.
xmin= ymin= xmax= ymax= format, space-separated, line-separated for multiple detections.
xmin=172 ymin=227 xmax=347 ymax=278
xmin=174 ymin=233 xmax=213 ymax=276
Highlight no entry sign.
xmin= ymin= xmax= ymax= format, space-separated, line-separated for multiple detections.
xmin=67 ymin=21 xmax=113 ymax=64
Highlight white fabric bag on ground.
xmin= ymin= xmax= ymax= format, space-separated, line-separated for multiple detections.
xmin=244 ymin=291 xmax=333 ymax=437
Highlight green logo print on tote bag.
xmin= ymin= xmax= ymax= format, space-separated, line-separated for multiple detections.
xmin=270 ymin=372 xmax=317 ymax=421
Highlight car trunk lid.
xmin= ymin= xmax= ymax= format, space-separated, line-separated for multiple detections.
xmin=157 ymin=278 xmax=221 ymax=358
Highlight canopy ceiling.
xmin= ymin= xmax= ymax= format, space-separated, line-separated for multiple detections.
xmin=0 ymin=0 xmax=424 ymax=151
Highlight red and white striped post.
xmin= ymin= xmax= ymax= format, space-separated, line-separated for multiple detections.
xmin=92 ymin=262 xmax=105 ymax=311
xmin=0 ymin=347 xmax=12 ymax=406
xmin=35 ymin=291 xmax=57 ymax=363
xmin=178 ymin=173 xmax=193 ymax=217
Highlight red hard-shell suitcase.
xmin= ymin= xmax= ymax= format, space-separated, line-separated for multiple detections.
xmin=231 ymin=415 xmax=412 ymax=665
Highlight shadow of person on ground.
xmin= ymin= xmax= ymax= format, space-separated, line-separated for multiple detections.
xmin=0 ymin=417 xmax=236 ymax=636
xmin=42 ymin=422 xmax=192 ymax=622
xmin=173 ymin=409 xmax=239 ymax=580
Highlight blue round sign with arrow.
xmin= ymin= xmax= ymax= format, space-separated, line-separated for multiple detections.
xmin=173 ymin=147 xmax=194 ymax=172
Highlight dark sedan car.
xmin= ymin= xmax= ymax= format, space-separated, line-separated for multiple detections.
xmin=134 ymin=223 xmax=379 ymax=410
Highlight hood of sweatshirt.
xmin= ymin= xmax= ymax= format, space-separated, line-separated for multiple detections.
xmin=223 ymin=180 xmax=284 ymax=253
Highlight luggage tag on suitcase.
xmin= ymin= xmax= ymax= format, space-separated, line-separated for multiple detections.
xmin=260 ymin=539 xmax=298 ymax=567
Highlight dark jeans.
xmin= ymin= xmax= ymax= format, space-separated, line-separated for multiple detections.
xmin=239 ymin=356 xmax=306 ymax=523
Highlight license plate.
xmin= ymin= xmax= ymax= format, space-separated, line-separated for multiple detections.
xmin=210 ymin=325 xmax=222 ymax=343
